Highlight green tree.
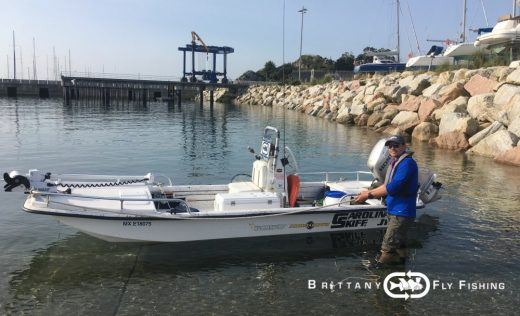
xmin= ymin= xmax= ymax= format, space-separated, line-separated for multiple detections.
xmin=263 ymin=61 xmax=277 ymax=81
xmin=334 ymin=52 xmax=355 ymax=70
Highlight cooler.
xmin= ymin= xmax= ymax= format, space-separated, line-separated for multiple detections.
xmin=214 ymin=192 xmax=281 ymax=212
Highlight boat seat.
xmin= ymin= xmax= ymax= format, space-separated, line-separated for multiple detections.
xmin=228 ymin=160 xmax=268 ymax=193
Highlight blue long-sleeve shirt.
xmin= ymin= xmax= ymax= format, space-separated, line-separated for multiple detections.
xmin=386 ymin=157 xmax=418 ymax=217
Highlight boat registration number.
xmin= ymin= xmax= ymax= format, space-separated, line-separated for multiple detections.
xmin=122 ymin=221 xmax=152 ymax=227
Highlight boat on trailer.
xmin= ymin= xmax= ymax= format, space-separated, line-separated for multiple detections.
xmin=3 ymin=126 xmax=441 ymax=243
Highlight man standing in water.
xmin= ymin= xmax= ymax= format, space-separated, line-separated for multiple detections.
xmin=355 ymin=135 xmax=418 ymax=267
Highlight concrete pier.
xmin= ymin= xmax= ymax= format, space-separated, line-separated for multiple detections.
xmin=0 ymin=79 xmax=61 ymax=98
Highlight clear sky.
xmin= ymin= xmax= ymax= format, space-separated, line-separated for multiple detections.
xmin=0 ymin=0 xmax=515 ymax=80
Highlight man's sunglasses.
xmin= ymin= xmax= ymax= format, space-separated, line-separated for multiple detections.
xmin=387 ymin=143 xmax=402 ymax=149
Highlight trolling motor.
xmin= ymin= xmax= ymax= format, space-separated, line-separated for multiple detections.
xmin=3 ymin=170 xmax=53 ymax=192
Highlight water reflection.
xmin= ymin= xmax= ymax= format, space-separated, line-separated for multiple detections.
xmin=6 ymin=217 xmax=438 ymax=315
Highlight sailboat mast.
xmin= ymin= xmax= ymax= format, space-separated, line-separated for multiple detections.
xmin=12 ymin=31 xmax=16 ymax=80
xmin=462 ymin=0 xmax=467 ymax=43
xmin=397 ymin=0 xmax=400 ymax=62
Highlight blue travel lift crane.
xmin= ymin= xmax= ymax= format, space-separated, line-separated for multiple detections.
xmin=178 ymin=31 xmax=234 ymax=83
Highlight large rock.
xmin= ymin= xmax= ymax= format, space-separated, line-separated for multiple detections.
xmin=391 ymin=86 xmax=408 ymax=103
xmin=494 ymin=84 xmax=520 ymax=107
xmin=503 ymin=93 xmax=520 ymax=125
xmin=418 ymin=98 xmax=442 ymax=121
xmin=335 ymin=107 xmax=353 ymax=124
xmin=464 ymin=74 xmax=499 ymax=96
xmin=350 ymin=103 xmax=367 ymax=116
xmin=367 ymin=112 xmax=384 ymax=127
xmin=494 ymin=147 xmax=520 ymax=166
xmin=467 ymin=93 xmax=498 ymax=122
xmin=412 ymin=122 xmax=439 ymax=141
xmin=508 ymin=117 xmax=520 ymax=138
xmin=374 ymin=119 xmax=391 ymax=129
xmin=382 ymin=107 xmax=400 ymax=120
xmin=355 ymin=113 xmax=370 ymax=126
xmin=422 ymin=83 xmax=445 ymax=99
xmin=407 ymin=73 xmax=432 ymax=96
xmin=437 ymin=71 xmax=454 ymax=84
xmin=439 ymin=82 xmax=470 ymax=104
xmin=432 ymin=96 xmax=468 ymax=121
xmin=505 ymin=67 xmax=520 ymax=84
xmin=429 ymin=131 xmax=470 ymax=151
xmin=439 ymin=113 xmax=479 ymax=136
xmin=468 ymin=121 xmax=505 ymax=146
xmin=466 ymin=130 xmax=519 ymax=158
xmin=391 ymin=111 xmax=420 ymax=132
xmin=397 ymin=95 xmax=422 ymax=112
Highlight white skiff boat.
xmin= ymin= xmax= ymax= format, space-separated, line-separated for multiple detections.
xmin=3 ymin=126 xmax=441 ymax=242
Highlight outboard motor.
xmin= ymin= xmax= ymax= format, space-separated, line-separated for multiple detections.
xmin=367 ymin=139 xmax=391 ymax=183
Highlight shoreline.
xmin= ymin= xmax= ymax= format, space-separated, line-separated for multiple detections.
xmin=209 ymin=66 xmax=520 ymax=167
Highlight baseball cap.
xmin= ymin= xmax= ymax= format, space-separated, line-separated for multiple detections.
xmin=384 ymin=135 xmax=406 ymax=146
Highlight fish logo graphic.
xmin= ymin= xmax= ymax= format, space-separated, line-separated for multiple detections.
xmin=389 ymin=278 xmax=424 ymax=292
xmin=384 ymin=271 xmax=430 ymax=300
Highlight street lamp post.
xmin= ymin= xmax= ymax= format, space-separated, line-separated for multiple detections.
xmin=298 ymin=6 xmax=307 ymax=82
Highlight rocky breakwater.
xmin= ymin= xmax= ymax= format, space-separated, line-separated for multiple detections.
xmin=233 ymin=66 xmax=520 ymax=167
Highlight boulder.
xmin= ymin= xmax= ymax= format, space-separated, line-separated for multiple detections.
xmin=466 ymin=130 xmax=519 ymax=158
xmin=431 ymin=96 xmax=468 ymax=121
xmin=350 ymin=103 xmax=367 ymax=116
xmin=374 ymin=119 xmax=391 ymax=129
xmin=494 ymin=84 xmax=520 ymax=107
xmin=468 ymin=121 xmax=505 ymax=146
xmin=439 ymin=113 xmax=479 ymax=136
xmin=453 ymin=69 xmax=467 ymax=82
xmin=437 ymin=71 xmax=454 ymax=84
xmin=412 ymin=122 xmax=439 ymax=141
xmin=429 ymin=131 xmax=470 ymax=151
xmin=367 ymin=112 xmax=384 ymax=127
xmin=467 ymin=93 xmax=498 ymax=122
xmin=508 ymin=117 xmax=520 ymax=138
xmin=491 ymin=66 xmax=514 ymax=82
xmin=503 ymin=93 xmax=520 ymax=125
xmin=494 ymin=147 xmax=520 ymax=166
xmin=418 ymin=98 xmax=442 ymax=121
xmin=348 ymin=80 xmax=363 ymax=91
xmin=439 ymin=82 xmax=470 ymax=104
xmin=378 ymin=84 xmax=400 ymax=101
xmin=464 ymin=74 xmax=499 ymax=96
xmin=391 ymin=86 xmax=409 ymax=103
xmin=366 ymin=97 xmax=386 ymax=111
xmin=397 ymin=95 xmax=422 ymax=112
xmin=505 ymin=67 xmax=520 ymax=84
xmin=335 ymin=107 xmax=352 ymax=124
xmin=383 ymin=107 xmax=400 ymax=120
xmin=355 ymin=113 xmax=370 ymax=126
xmin=339 ymin=90 xmax=356 ymax=103
xmin=407 ymin=73 xmax=432 ymax=96
xmin=422 ymin=83 xmax=445 ymax=99
xmin=391 ymin=111 xmax=420 ymax=132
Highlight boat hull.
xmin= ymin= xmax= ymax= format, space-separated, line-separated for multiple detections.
xmin=354 ymin=63 xmax=405 ymax=73
xmin=406 ymin=56 xmax=454 ymax=69
xmin=50 ymin=208 xmax=389 ymax=242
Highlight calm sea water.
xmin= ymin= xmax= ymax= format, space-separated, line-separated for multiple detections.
xmin=0 ymin=97 xmax=519 ymax=315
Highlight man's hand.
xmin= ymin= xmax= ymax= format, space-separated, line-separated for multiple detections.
xmin=355 ymin=190 xmax=370 ymax=203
